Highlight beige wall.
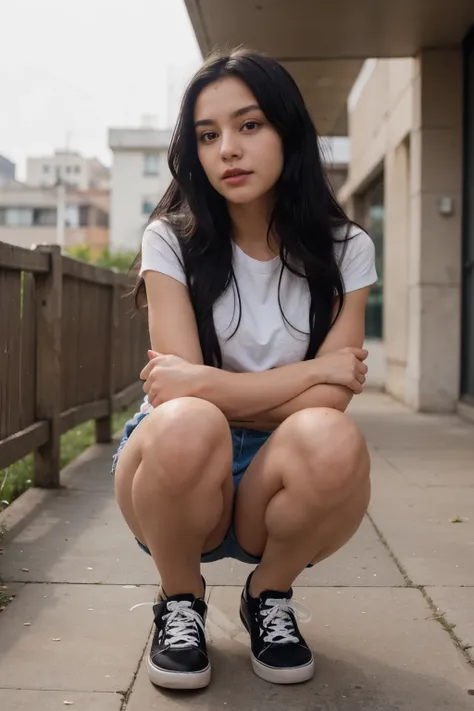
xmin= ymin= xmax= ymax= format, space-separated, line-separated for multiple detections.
xmin=340 ymin=51 xmax=463 ymax=412
xmin=326 ymin=164 xmax=348 ymax=196
xmin=409 ymin=50 xmax=463 ymax=411
xmin=341 ymin=59 xmax=416 ymax=198
xmin=0 ymin=227 xmax=109 ymax=249
xmin=0 ymin=227 xmax=57 ymax=249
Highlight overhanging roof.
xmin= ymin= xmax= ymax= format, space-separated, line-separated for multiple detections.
xmin=184 ymin=0 xmax=474 ymax=135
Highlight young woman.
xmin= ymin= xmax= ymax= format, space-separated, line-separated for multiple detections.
xmin=113 ymin=47 xmax=376 ymax=691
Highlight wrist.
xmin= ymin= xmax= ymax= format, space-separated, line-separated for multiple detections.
xmin=193 ymin=364 xmax=222 ymax=400
xmin=310 ymin=358 xmax=327 ymax=386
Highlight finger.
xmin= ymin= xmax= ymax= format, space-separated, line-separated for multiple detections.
xmin=350 ymin=348 xmax=369 ymax=361
xmin=355 ymin=372 xmax=366 ymax=385
xmin=352 ymin=379 xmax=364 ymax=394
xmin=148 ymin=349 xmax=160 ymax=360
xmin=140 ymin=360 xmax=155 ymax=380
xmin=346 ymin=378 xmax=360 ymax=393
xmin=356 ymin=362 xmax=368 ymax=378
xmin=149 ymin=393 xmax=161 ymax=409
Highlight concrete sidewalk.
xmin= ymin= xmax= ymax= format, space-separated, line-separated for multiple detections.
xmin=1 ymin=392 xmax=474 ymax=710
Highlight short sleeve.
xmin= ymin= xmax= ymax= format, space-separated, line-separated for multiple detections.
xmin=140 ymin=219 xmax=187 ymax=286
xmin=335 ymin=226 xmax=378 ymax=293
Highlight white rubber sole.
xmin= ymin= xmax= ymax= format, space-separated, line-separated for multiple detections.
xmin=240 ymin=607 xmax=315 ymax=685
xmin=146 ymin=656 xmax=211 ymax=689
xmin=251 ymin=654 xmax=315 ymax=685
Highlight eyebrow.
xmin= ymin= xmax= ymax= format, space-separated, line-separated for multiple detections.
xmin=194 ymin=104 xmax=261 ymax=128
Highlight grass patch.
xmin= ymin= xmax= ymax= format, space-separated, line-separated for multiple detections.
xmin=0 ymin=525 xmax=12 ymax=611
xmin=0 ymin=403 xmax=139 ymax=512
xmin=0 ymin=586 xmax=11 ymax=610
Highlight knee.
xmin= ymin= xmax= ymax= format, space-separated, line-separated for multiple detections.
xmin=282 ymin=408 xmax=370 ymax=499
xmin=141 ymin=398 xmax=231 ymax=492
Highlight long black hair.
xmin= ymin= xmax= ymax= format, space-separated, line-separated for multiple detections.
xmin=133 ymin=47 xmax=355 ymax=367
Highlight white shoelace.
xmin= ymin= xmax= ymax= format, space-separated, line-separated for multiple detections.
xmin=260 ymin=598 xmax=312 ymax=644
xmin=130 ymin=599 xmax=205 ymax=649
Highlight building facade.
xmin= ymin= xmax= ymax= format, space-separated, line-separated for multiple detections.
xmin=0 ymin=155 xmax=16 ymax=184
xmin=26 ymin=151 xmax=110 ymax=191
xmin=108 ymin=128 xmax=173 ymax=252
xmin=0 ymin=184 xmax=109 ymax=250
xmin=340 ymin=47 xmax=471 ymax=413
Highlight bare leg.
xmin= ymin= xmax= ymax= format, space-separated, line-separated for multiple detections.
xmin=114 ymin=397 xmax=233 ymax=598
xmin=234 ymin=407 xmax=370 ymax=595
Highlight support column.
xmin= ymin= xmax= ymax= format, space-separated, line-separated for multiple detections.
xmin=406 ymin=49 xmax=463 ymax=411
xmin=384 ymin=138 xmax=411 ymax=402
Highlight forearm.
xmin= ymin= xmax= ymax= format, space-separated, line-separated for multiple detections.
xmin=229 ymin=384 xmax=353 ymax=430
xmin=195 ymin=360 xmax=322 ymax=420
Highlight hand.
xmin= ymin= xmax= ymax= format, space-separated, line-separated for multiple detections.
xmin=140 ymin=350 xmax=205 ymax=408
xmin=316 ymin=347 xmax=369 ymax=394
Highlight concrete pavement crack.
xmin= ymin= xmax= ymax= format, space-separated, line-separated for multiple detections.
xmin=119 ymin=626 xmax=152 ymax=710
xmin=367 ymin=512 xmax=474 ymax=668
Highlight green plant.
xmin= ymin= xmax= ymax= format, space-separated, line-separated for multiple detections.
xmin=0 ymin=403 xmax=140 ymax=512
xmin=94 ymin=247 xmax=136 ymax=273
xmin=66 ymin=244 xmax=93 ymax=263
xmin=64 ymin=245 xmax=136 ymax=274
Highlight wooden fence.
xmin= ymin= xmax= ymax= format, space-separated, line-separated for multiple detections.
xmin=0 ymin=241 xmax=149 ymax=487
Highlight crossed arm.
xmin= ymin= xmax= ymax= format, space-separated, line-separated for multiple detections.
xmin=229 ymin=289 xmax=369 ymax=429
xmin=142 ymin=271 xmax=371 ymax=428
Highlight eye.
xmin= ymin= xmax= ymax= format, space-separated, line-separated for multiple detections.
xmin=199 ymin=131 xmax=218 ymax=143
xmin=242 ymin=121 xmax=261 ymax=131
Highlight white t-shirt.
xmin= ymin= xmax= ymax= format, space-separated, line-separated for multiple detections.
xmin=140 ymin=219 xmax=377 ymax=373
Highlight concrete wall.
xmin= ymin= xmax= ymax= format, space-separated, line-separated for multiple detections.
xmin=27 ymin=154 xmax=110 ymax=191
xmin=27 ymin=154 xmax=89 ymax=191
xmin=340 ymin=51 xmax=463 ymax=411
xmin=110 ymin=148 xmax=171 ymax=252
xmin=408 ymin=50 xmax=463 ymax=411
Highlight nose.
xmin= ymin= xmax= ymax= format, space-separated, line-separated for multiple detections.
xmin=220 ymin=130 xmax=242 ymax=161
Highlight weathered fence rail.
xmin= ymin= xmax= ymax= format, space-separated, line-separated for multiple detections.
xmin=0 ymin=241 xmax=148 ymax=487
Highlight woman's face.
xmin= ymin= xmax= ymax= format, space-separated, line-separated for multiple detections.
xmin=194 ymin=77 xmax=284 ymax=205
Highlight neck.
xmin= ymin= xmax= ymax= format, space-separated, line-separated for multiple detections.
xmin=227 ymin=195 xmax=278 ymax=258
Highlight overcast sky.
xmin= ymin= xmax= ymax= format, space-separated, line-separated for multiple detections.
xmin=1 ymin=0 xmax=201 ymax=179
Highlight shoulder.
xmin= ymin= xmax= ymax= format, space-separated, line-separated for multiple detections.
xmin=140 ymin=217 xmax=186 ymax=284
xmin=143 ymin=217 xmax=182 ymax=254
xmin=333 ymin=223 xmax=377 ymax=293
xmin=333 ymin=224 xmax=375 ymax=265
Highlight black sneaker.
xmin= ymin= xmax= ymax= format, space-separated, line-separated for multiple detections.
xmin=147 ymin=593 xmax=211 ymax=689
xmin=240 ymin=572 xmax=314 ymax=684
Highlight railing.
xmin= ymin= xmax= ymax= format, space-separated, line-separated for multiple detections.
xmin=0 ymin=241 xmax=148 ymax=487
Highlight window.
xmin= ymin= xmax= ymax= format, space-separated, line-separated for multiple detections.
xmin=74 ymin=166 xmax=81 ymax=174
xmin=143 ymin=153 xmax=159 ymax=176
xmin=43 ymin=165 xmax=50 ymax=174
xmin=65 ymin=205 xmax=80 ymax=227
xmin=142 ymin=198 xmax=155 ymax=215
xmin=33 ymin=208 xmax=56 ymax=226
xmin=5 ymin=208 xmax=34 ymax=226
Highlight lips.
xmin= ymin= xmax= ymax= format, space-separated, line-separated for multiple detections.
xmin=222 ymin=169 xmax=252 ymax=179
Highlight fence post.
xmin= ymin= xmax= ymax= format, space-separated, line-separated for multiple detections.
xmin=95 ymin=272 xmax=119 ymax=443
xmin=34 ymin=245 xmax=62 ymax=487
